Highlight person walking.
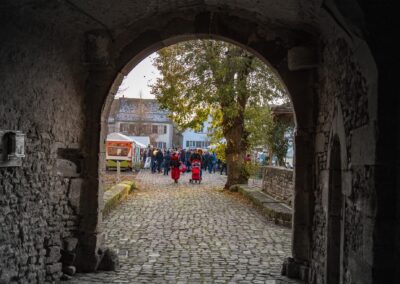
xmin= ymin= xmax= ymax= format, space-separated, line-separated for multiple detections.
xmin=142 ymin=150 xmax=147 ymax=166
xmin=208 ymin=152 xmax=217 ymax=173
xmin=180 ymin=148 xmax=186 ymax=165
xmin=156 ymin=148 xmax=164 ymax=173
xmin=170 ymin=152 xmax=181 ymax=183
xmin=220 ymin=160 xmax=227 ymax=175
xmin=185 ymin=149 xmax=192 ymax=172
xmin=150 ymin=147 xmax=157 ymax=173
xmin=203 ymin=151 xmax=210 ymax=172
xmin=163 ymin=150 xmax=171 ymax=175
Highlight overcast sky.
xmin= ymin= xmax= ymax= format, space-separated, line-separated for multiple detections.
xmin=116 ymin=53 xmax=160 ymax=99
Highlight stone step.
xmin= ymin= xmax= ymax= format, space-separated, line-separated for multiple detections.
xmin=238 ymin=185 xmax=292 ymax=227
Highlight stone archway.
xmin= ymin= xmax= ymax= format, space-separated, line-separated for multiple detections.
xmin=0 ymin=1 xmax=388 ymax=283
xmin=78 ymin=11 xmax=318 ymax=275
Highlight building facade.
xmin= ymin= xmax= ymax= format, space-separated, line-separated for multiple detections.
xmin=181 ymin=119 xmax=212 ymax=150
xmin=108 ymin=97 xmax=174 ymax=149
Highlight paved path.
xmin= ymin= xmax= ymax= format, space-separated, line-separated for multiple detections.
xmin=70 ymin=170 xmax=299 ymax=283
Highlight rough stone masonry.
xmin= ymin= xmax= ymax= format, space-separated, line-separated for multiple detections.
xmin=262 ymin=167 xmax=294 ymax=206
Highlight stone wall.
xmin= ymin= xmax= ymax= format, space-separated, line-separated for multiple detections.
xmin=262 ymin=167 xmax=293 ymax=206
xmin=308 ymin=9 xmax=378 ymax=283
xmin=0 ymin=13 xmax=85 ymax=283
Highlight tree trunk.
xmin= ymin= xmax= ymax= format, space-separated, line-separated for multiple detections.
xmin=220 ymin=48 xmax=253 ymax=189
xmin=224 ymin=120 xmax=249 ymax=189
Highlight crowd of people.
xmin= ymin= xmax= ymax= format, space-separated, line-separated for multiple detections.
xmin=142 ymin=147 xmax=228 ymax=182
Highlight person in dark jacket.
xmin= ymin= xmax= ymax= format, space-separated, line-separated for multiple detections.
xmin=163 ymin=151 xmax=171 ymax=175
xmin=203 ymin=151 xmax=210 ymax=172
xmin=150 ymin=147 xmax=156 ymax=173
xmin=155 ymin=149 xmax=164 ymax=173
xmin=208 ymin=152 xmax=217 ymax=173
xmin=220 ymin=161 xmax=227 ymax=175
xmin=180 ymin=149 xmax=186 ymax=164
xmin=185 ymin=150 xmax=192 ymax=172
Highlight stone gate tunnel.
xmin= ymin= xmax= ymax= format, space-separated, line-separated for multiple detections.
xmin=0 ymin=1 xmax=398 ymax=283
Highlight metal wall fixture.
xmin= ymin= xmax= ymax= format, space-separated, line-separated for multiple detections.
xmin=0 ymin=130 xmax=25 ymax=167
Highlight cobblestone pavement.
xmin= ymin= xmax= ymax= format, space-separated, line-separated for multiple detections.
xmin=69 ymin=170 xmax=299 ymax=284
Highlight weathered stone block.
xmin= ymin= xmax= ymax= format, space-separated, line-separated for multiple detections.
xmin=56 ymin=159 xmax=79 ymax=178
xmin=46 ymin=263 xmax=62 ymax=275
xmin=68 ymin=179 xmax=83 ymax=212
xmin=63 ymin=237 xmax=78 ymax=252
xmin=46 ymin=246 xmax=61 ymax=264
xmin=281 ymin=257 xmax=309 ymax=281
xmin=98 ymin=248 xmax=119 ymax=271
xmin=62 ymin=265 xmax=76 ymax=276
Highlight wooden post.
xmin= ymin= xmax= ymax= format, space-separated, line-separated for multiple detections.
xmin=116 ymin=160 xmax=121 ymax=183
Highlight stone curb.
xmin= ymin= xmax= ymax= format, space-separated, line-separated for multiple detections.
xmin=103 ymin=180 xmax=136 ymax=217
xmin=236 ymin=184 xmax=292 ymax=227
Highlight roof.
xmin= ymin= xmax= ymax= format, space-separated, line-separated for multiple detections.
xmin=110 ymin=97 xmax=172 ymax=123
xmin=106 ymin=133 xmax=150 ymax=148
xmin=127 ymin=136 xmax=150 ymax=148
xmin=107 ymin=132 xmax=133 ymax=142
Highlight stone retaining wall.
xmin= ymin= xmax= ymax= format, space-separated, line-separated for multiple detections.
xmin=103 ymin=181 xmax=136 ymax=217
xmin=262 ymin=166 xmax=294 ymax=206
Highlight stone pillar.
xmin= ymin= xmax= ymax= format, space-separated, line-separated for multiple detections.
xmin=292 ymin=129 xmax=314 ymax=260
xmin=74 ymin=30 xmax=115 ymax=272
xmin=278 ymin=62 xmax=316 ymax=281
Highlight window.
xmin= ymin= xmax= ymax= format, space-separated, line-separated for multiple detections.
xmin=157 ymin=125 xmax=166 ymax=135
xmin=129 ymin=124 xmax=136 ymax=134
xmin=184 ymin=141 xmax=210 ymax=149
xmin=139 ymin=125 xmax=145 ymax=135
xmin=146 ymin=124 xmax=151 ymax=134
xmin=120 ymin=123 xmax=129 ymax=133
xmin=152 ymin=125 xmax=158 ymax=134
xmin=107 ymin=146 xmax=129 ymax=157
xmin=154 ymin=142 xmax=166 ymax=149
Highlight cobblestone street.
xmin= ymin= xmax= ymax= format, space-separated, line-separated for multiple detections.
xmin=70 ymin=170 xmax=298 ymax=283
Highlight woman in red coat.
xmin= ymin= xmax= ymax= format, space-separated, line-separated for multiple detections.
xmin=170 ymin=152 xmax=181 ymax=183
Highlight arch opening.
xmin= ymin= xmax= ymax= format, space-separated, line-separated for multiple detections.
xmin=94 ymin=36 xmax=308 ymax=280
xmin=79 ymin=9 xmax=318 ymax=280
